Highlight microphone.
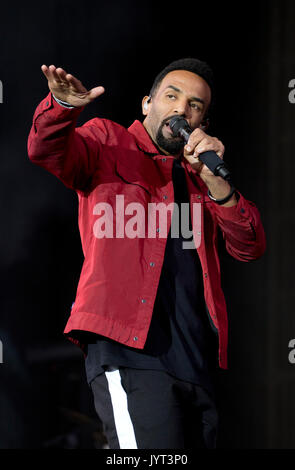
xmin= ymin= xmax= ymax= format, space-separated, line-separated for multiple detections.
xmin=169 ymin=116 xmax=231 ymax=182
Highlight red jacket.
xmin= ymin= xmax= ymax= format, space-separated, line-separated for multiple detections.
xmin=27 ymin=92 xmax=266 ymax=369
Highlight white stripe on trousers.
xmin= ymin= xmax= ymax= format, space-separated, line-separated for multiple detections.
xmin=105 ymin=367 xmax=138 ymax=449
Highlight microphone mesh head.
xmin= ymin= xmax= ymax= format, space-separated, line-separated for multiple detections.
xmin=169 ymin=116 xmax=190 ymax=137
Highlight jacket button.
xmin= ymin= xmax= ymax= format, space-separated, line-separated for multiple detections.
xmin=163 ymin=195 xmax=168 ymax=200
xmin=150 ymin=262 xmax=155 ymax=267
xmin=162 ymin=158 xmax=167 ymax=162
xmin=46 ymin=101 xmax=49 ymax=106
xmin=141 ymin=299 xmax=146 ymax=303
xmin=240 ymin=208 xmax=245 ymax=214
xmin=197 ymin=195 xmax=201 ymax=199
xmin=156 ymin=227 xmax=160 ymax=233
xmin=204 ymin=273 xmax=208 ymax=278
xmin=133 ymin=336 xmax=138 ymax=341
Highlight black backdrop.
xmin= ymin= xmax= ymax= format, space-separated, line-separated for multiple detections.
xmin=1 ymin=0 xmax=295 ymax=449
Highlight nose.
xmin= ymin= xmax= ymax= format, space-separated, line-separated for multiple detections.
xmin=173 ymin=100 xmax=191 ymax=119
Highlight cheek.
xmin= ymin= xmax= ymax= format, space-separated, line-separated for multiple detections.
xmin=147 ymin=108 xmax=163 ymax=134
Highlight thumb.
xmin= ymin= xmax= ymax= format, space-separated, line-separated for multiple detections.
xmin=88 ymin=86 xmax=105 ymax=101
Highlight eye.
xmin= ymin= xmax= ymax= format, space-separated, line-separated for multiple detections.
xmin=167 ymin=94 xmax=176 ymax=100
xmin=190 ymin=102 xmax=201 ymax=110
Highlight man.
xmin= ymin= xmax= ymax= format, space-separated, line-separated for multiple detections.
xmin=27 ymin=58 xmax=266 ymax=449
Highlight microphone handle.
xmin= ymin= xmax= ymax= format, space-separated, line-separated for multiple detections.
xmin=179 ymin=128 xmax=231 ymax=182
xmin=199 ymin=151 xmax=231 ymax=181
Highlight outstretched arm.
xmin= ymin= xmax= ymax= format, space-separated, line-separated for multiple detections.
xmin=28 ymin=65 xmax=106 ymax=192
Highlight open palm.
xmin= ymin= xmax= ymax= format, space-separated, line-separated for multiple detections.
xmin=41 ymin=64 xmax=105 ymax=107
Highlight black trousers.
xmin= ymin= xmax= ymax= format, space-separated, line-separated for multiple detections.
xmin=90 ymin=367 xmax=218 ymax=449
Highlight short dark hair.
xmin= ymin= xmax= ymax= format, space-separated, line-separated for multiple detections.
xmin=149 ymin=57 xmax=215 ymax=117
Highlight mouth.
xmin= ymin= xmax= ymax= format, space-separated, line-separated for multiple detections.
xmin=156 ymin=119 xmax=185 ymax=155
xmin=163 ymin=120 xmax=173 ymax=135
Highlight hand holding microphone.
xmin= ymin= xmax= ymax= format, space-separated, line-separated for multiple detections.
xmin=169 ymin=116 xmax=231 ymax=181
xmin=169 ymin=116 xmax=236 ymax=205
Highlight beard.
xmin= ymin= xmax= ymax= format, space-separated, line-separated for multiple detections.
xmin=155 ymin=116 xmax=185 ymax=156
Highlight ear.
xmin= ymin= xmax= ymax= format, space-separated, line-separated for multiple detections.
xmin=200 ymin=118 xmax=209 ymax=131
xmin=142 ymin=95 xmax=151 ymax=115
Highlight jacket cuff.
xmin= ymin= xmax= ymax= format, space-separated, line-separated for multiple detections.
xmin=52 ymin=94 xmax=75 ymax=108
xmin=212 ymin=191 xmax=253 ymax=222
xmin=32 ymin=92 xmax=84 ymax=126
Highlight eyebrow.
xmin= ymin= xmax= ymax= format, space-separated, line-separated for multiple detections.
xmin=165 ymin=85 xmax=205 ymax=106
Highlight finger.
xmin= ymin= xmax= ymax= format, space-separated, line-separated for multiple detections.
xmin=41 ymin=64 xmax=59 ymax=84
xmin=194 ymin=146 xmax=211 ymax=158
xmin=185 ymin=138 xmax=203 ymax=154
xmin=88 ymin=86 xmax=105 ymax=100
xmin=194 ymin=143 xmax=224 ymax=159
xmin=216 ymin=150 xmax=224 ymax=159
xmin=183 ymin=152 xmax=203 ymax=170
xmin=41 ymin=64 xmax=48 ymax=73
xmin=66 ymin=73 xmax=86 ymax=91
xmin=212 ymin=139 xmax=225 ymax=158
xmin=43 ymin=64 xmax=61 ymax=84
xmin=185 ymin=138 xmax=209 ymax=157
xmin=48 ymin=64 xmax=62 ymax=83
xmin=55 ymin=67 xmax=68 ymax=82
xmin=41 ymin=64 xmax=51 ymax=80
xmin=185 ymin=129 xmax=205 ymax=153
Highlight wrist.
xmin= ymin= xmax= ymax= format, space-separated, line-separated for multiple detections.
xmin=203 ymin=175 xmax=237 ymax=206
xmin=52 ymin=93 xmax=75 ymax=109
xmin=201 ymin=174 xmax=229 ymax=196
xmin=208 ymin=186 xmax=237 ymax=206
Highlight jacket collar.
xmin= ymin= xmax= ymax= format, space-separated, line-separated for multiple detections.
xmin=127 ymin=119 xmax=202 ymax=182
xmin=128 ymin=120 xmax=159 ymax=156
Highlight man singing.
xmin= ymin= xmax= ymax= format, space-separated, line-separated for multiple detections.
xmin=27 ymin=58 xmax=266 ymax=449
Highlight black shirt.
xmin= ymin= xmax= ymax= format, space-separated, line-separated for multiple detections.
xmin=84 ymin=158 xmax=218 ymax=394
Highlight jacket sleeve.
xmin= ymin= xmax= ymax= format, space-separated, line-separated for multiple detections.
xmin=212 ymin=191 xmax=266 ymax=262
xmin=27 ymin=92 xmax=108 ymax=192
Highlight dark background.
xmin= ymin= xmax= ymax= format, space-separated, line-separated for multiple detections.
xmin=0 ymin=0 xmax=295 ymax=449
